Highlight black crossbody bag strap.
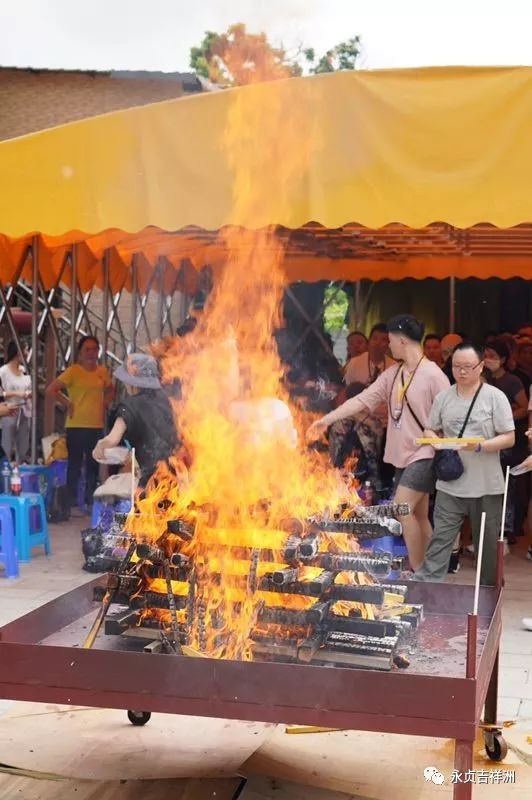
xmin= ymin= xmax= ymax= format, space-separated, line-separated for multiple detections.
xmin=404 ymin=383 xmax=482 ymax=435
xmin=457 ymin=384 xmax=483 ymax=439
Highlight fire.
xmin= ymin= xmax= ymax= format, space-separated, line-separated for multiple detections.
xmin=124 ymin=58 xmax=365 ymax=660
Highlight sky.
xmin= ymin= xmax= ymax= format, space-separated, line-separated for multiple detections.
xmin=2 ymin=0 xmax=532 ymax=73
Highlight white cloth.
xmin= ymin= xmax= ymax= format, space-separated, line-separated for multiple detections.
xmin=344 ymin=353 xmax=395 ymax=387
xmin=0 ymin=364 xmax=31 ymax=417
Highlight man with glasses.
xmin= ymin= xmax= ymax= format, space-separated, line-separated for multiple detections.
xmin=414 ymin=343 xmax=515 ymax=586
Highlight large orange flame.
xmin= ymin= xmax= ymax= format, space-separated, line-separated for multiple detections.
xmin=128 ymin=63 xmax=363 ymax=660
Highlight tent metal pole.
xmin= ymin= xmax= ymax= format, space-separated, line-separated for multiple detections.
xmin=102 ymin=249 xmax=110 ymax=367
xmin=70 ymin=244 xmax=78 ymax=363
xmin=31 ymin=236 xmax=39 ymax=464
xmin=449 ymin=276 xmax=456 ymax=333
xmin=157 ymin=259 xmax=165 ymax=339
xmin=130 ymin=255 xmax=138 ymax=352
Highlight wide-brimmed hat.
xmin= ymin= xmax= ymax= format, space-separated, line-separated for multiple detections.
xmin=114 ymin=353 xmax=161 ymax=389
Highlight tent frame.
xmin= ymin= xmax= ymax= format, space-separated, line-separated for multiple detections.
xmin=0 ymin=240 xmax=189 ymax=463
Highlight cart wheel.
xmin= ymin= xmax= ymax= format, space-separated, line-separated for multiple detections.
xmin=127 ymin=710 xmax=151 ymax=726
xmin=485 ymin=732 xmax=508 ymax=761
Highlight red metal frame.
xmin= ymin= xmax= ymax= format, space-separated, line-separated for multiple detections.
xmin=0 ymin=555 xmax=504 ymax=800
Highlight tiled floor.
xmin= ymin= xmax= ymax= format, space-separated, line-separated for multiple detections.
xmin=0 ymin=524 xmax=531 ymax=798
xmin=0 ymin=518 xmax=94 ymax=628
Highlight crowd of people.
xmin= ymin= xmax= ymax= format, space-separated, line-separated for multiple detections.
xmin=35 ymin=315 xmax=532 ymax=609
xmin=307 ymin=316 xmax=532 ymax=594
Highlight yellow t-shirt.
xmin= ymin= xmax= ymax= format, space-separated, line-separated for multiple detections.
xmin=58 ymin=364 xmax=111 ymax=429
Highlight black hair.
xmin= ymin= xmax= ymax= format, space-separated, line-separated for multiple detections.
xmin=369 ymin=323 xmax=388 ymax=338
xmin=77 ymin=335 xmax=99 ymax=354
xmin=345 ymin=381 xmax=367 ymax=399
xmin=347 ymin=330 xmax=368 ymax=342
xmin=387 ymin=314 xmax=425 ymax=343
xmin=484 ymin=338 xmax=510 ymax=362
xmin=453 ymin=341 xmax=484 ymax=361
xmin=424 ymin=333 xmax=441 ymax=344
xmin=6 ymin=341 xmax=19 ymax=363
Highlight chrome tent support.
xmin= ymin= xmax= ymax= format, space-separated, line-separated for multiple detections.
xmin=69 ymin=244 xmax=78 ymax=363
xmin=30 ymin=236 xmax=39 ymax=464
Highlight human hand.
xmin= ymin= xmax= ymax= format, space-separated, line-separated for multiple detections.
xmin=516 ymin=454 xmax=532 ymax=472
xmin=526 ymin=428 xmax=532 ymax=440
xmin=306 ymin=418 xmax=329 ymax=442
xmin=460 ymin=440 xmax=481 ymax=452
xmin=0 ymin=403 xmax=17 ymax=418
xmin=92 ymin=440 xmax=107 ymax=461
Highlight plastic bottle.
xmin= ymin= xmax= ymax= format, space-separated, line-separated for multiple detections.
xmin=10 ymin=465 xmax=22 ymax=497
xmin=1 ymin=459 xmax=11 ymax=495
xmin=360 ymin=480 xmax=375 ymax=507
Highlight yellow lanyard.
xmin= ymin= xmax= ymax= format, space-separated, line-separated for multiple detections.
xmin=397 ymin=357 xmax=424 ymax=403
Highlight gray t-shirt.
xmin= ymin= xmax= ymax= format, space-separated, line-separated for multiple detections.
xmin=428 ymin=383 xmax=515 ymax=498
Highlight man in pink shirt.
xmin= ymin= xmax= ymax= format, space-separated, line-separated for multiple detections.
xmin=308 ymin=314 xmax=450 ymax=571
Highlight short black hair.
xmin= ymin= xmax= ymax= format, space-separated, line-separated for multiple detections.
xmin=424 ymin=334 xmax=441 ymax=344
xmin=387 ymin=314 xmax=425 ymax=343
xmin=347 ymin=330 xmax=368 ymax=342
xmin=369 ymin=323 xmax=388 ymax=338
xmin=77 ymin=335 xmax=100 ymax=354
xmin=452 ymin=341 xmax=484 ymax=361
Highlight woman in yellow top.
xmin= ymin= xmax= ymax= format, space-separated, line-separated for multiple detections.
xmin=46 ymin=336 xmax=113 ymax=515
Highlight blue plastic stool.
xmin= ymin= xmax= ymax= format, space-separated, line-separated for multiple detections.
xmin=0 ymin=505 xmax=19 ymax=578
xmin=91 ymin=498 xmax=132 ymax=530
xmin=20 ymin=465 xmax=50 ymax=504
xmin=0 ymin=493 xmax=51 ymax=562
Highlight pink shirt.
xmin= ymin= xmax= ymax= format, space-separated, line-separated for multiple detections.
xmin=356 ymin=358 xmax=450 ymax=468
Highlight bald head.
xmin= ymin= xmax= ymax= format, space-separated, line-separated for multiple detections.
xmin=441 ymin=333 xmax=463 ymax=362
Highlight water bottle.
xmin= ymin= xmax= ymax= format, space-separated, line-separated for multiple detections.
xmin=1 ymin=459 xmax=11 ymax=495
xmin=360 ymin=480 xmax=375 ymax=507
xmin=11 ymin=465 xmax=22 ymax=497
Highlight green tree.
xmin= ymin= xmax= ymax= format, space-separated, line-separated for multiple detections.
xmin=189 ymin=23 xmax=302 ymax=86
xmin=190 ymin=25 xmax=360 ymax=86
xmin=304 ymin=37 xmax=361 ymax=74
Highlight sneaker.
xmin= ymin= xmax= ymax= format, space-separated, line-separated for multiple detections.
xmin=527 ymin=548 xmax=532 ymax=562
xmin=465 ymin=544 xmax=475 ymax=556
xmin=448 ymin=549 xmax=461 ymax=573
xmin=504 ymin=540 xmax=510 ymax=557
xmin=522 ymin=618 xmax=532 ymax=631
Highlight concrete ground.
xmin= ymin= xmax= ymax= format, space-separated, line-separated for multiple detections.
xmin=0 ymin=520 xmax=531 ymax=798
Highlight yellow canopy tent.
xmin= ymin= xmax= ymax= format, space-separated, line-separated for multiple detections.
xmin=2 ymin=66 xmax=532 ymax=458
xmin=1 ymin=65 xmax=532 ymax=291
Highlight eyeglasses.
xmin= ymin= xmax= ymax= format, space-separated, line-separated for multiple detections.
xmin=452 ymin=361 xmax=482 ymax=373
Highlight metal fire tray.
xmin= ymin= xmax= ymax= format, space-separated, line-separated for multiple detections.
xmin=0 ymin=570 xmax=505 ymax=800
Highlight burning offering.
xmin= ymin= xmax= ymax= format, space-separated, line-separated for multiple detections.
xmin=83 ymin=62 xmax=422 ymax=672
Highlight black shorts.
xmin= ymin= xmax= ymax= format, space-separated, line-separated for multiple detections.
xmin=394 ymin=458 xmax=435 ymax=495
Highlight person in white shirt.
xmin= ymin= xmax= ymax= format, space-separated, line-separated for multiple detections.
xmin=344 ymin=323 xmax=395 ymax=387
xmin=0 ymin=341 xmax=31 ymax=463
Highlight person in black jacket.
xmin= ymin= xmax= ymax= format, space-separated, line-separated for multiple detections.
xmin=93 ymin=353 xmax=178 ymax=488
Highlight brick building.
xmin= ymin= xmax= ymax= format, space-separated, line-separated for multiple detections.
xmin=0 ymin=66 xmax=204 ymax=141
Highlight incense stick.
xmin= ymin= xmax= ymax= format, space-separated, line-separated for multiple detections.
xmin=499 ymin=465 xmax=510 ymax=542
xmin=473 ymin=511 xmax=486 ymax=616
